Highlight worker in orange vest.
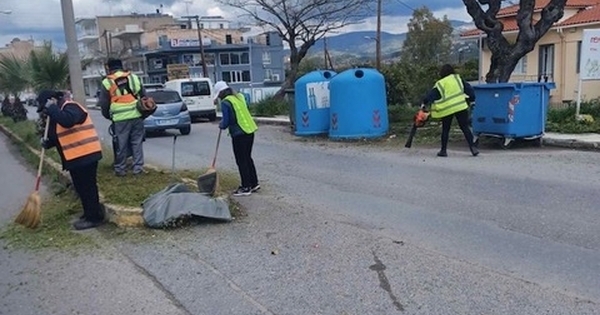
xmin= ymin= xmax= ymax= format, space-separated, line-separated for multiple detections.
xmin=37 ymin=90 xmax=105 ymax=230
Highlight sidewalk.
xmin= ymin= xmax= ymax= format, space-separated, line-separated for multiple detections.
xmin=0 ymin=133 xmax=188 ymax=315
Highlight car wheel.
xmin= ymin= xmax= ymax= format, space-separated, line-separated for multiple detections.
xmin=179 ymin=126 xmax=191 ymax=135
xmin=207 ymin=113 xmax=217 ymax=122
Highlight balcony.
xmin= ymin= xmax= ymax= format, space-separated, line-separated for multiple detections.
xmin=112 ymin=25 xmax=144 ymax=40
xmin=77 ymin=30 xmax=98 ymax=43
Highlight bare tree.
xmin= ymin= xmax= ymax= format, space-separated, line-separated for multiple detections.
xmin=217 ymin=0 xmax=370 ymax=98
xmin=462 ymin=0 xmax=567 ymax=83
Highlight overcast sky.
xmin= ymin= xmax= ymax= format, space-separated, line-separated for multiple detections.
xmin=0 ymin=0 xmax=472 ymax=49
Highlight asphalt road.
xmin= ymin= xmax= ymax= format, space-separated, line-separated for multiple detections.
xmin=7 ymin=108 xmax=599 ymax=314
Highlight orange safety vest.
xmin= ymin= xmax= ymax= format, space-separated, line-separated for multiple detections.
xmin=56 ymin=102 xmax=102 ymax=162
xmin=105 ymin=71 xmax=137 ymax=104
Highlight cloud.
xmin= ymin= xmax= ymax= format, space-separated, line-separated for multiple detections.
xmin=0 ymin=0 xmax=470 ymax=47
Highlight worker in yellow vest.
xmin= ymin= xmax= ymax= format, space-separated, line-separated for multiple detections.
xmin=37 ymin=90 xmax=105 ymax=230
xmin=421 ymin=64 xmax=479 ymax=157
xmin=214 ymin=81 xmax=260 ymax=196
xmin=98 ymin=58 xmax=147 ymax=176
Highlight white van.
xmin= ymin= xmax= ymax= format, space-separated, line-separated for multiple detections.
xmin=164 ymin=78 xmax=216 ymax=121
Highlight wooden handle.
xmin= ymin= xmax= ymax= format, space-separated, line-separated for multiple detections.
xmin=35 ymin=118 xmax=51 ymax=191
xmin=211 ymin=129 xmax=222 ymax=168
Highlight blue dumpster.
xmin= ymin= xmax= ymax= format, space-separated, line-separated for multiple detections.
xmin=329 ymin=68 xmax=389 ymax=139
xmin=294 ymin=70 xmax=337 ymax=136
xmin=472 ymin=82 xmax=555 ymax=148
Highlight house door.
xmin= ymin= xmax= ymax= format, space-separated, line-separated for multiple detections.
xmin=538 ymin=44 xmax=554 ymax=82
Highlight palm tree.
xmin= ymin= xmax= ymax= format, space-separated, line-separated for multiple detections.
xmin=28 ymin=43 xmax=69 ymax=91
xmin=0 ymin=54 xmax=30 ymax=97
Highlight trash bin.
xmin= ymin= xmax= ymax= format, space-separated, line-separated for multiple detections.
xmin=284 ymin=88 xmax=295 ymax=129
xmin=472 ymin=82 xmax=555 ymax=149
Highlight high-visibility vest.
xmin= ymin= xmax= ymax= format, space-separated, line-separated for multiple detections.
xmin=224 ymin=93 xmax=258 ymax=134
xmin=430 ymin=74 xmax=469 ymax=119
xmin=56 ymin=102 xmax=102 ymax=162
xmin=101 ymin=70 xmax=142 ymax=122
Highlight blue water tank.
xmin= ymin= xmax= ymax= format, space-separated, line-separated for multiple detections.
xmin=329 ymin=68 xmax=389 ymax=139
xmin=294 ymin=70 xmax=337 ymax=136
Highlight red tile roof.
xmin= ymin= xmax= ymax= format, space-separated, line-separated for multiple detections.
xmin=498 ymin=0 xmax=600 ymax=17
xmin=460 ymin=18 xmax=530 ymax=37
xmin=461 ymin=1 xmax=600 ymax=37
xmin=557 ymin=3 xmax=600 ymax=25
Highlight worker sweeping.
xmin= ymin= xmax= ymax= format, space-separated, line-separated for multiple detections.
xmin=421 ymin=64 xmax=479 ymax=157
xmin=214 ymin=81 xmax=260 ymax=196
xmin=36 ymin=90 xmax=105 ymax=230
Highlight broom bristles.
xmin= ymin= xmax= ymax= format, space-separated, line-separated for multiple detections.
xmin=14 ymin=191 xmax=41 ymax=229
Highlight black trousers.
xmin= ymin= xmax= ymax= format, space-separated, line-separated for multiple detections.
xmin=440 ymin=108 xmax=475 ymax=151
xmin=232 ymin=133 xmax=258 ymax=188
xmin=69 ymin=161 xmax=104 ymax=222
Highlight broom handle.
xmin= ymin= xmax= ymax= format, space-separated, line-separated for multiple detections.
xmin=35 ymin=118 xmax=51 ymax=192
xmin=210 ymin=129 xmax=222 ymax=168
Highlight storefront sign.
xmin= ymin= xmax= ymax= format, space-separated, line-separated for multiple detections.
xmin=170 ymin=38 xmax=211 ymax=48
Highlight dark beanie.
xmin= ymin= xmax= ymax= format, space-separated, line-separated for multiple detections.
xmin=106 ymin=58 xmax=123 ymax=70
xmin=36 ymin=90 xmax=64 ymax=112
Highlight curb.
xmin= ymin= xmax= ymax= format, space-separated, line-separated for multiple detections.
xmin=86 ymin=105 xmax=292 ymax=127
xmin=542 ymin=137 xmax=600 ymax=151
xmin=0 ymin=122 xmax=143 ymax=228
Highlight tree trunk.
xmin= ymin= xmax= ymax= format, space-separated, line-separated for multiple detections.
xmin=273 ymin=41 xmax=313 ymax=100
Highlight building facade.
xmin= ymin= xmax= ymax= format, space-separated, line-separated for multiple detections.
xmin=144 ymin=31 xmax=285 ymax=102
xmin=461 ymin=0 xmax=600 ymax=104
xmin=75 ymin=13 xmax=177 ymax=98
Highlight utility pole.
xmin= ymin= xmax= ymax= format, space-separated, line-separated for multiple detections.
xmin=60 ymin=0 xmax=85 ymax=105
xmin=324 ymin=36 xmax=328 ymax=69
xmin=183 ymin=15 xmax=208 ymax=77
xmin=375 ymin=0 xmax=382 ymax=70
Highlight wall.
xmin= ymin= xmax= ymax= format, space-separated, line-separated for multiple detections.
xmin=142 ymin=27 xmax=247 ymax=50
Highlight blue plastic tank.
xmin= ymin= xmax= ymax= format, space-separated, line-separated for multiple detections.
xmin=294 ymin=70 xmax=337 ymax=136
xmin=329 ymin=68 xmax=389 ymax=139
xmin=472 ymin=82 xmax=555 ymax=144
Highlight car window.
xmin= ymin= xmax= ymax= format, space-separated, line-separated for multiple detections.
xmin=181 ymin=81 xmax=211 ymax=97
xmin=147 ymin=91 xmax=182 ymax=104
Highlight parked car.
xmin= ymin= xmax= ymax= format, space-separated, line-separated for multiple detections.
xmin=164 ymin=78 xmax=217 ymax=122
xmin=143 ymin=88 xmax=192 ymax=136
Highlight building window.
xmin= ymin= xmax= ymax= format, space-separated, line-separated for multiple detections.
xmin=577 ymin=40 xmax=582 ymax=74
xmin=264 ymin=69 xmax=273 ymax=80
xmin=200 ymin=23 xmax=204 ymax=29
xmin=262 ymin=51 xmax=271 ymax=64
xmin=219 ymin=53 xmax=230 ymax=65
xmin=219 ymin=52 xmax=250 ymax=65
xmin=221 ymin=70 xmax=251 ymax=83
xmin=219 ymin=23 xmax=224 ymax=29
xmin=538 ymin=44 xmax=554 ymax=80
xmin=514 ymin=56 xmax=527 ymax=74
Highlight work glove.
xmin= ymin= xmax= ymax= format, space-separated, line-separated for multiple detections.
xmin=40 ymin=138 xmax=51 ymax=149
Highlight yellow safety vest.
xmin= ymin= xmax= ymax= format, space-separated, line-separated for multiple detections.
xmin=431 ymin=74 xmax=469 ymax=119
xmin=101 ymin=70 xmax=142 ymax=122
xmin=224 ymin=93 xmax=258 ymax=134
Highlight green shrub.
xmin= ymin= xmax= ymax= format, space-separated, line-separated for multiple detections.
xmin=388 ymin=104 xmax=418 ymax=124
xmin=546 ymin=100 xmax=600 ymax=133
xmin=250 ymin=97 xmax=289 ymax=117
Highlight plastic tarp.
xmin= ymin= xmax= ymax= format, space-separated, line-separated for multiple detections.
xmin=142 ymin=183 xmax=232 ymax=228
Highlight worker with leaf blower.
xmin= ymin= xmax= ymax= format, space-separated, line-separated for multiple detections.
xmin=214 ymin=81 xmax=260 ymax=196
xmin=421 ymin=64 xmax=479 ymax=157
xmin=98 ymin=58 xmax=155 ymax=177
xmin=37 ymin=90 xmax=105 ymax=230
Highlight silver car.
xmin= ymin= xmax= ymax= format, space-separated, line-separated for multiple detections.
xmin=143 ymin=88 xmax=192 ymax=136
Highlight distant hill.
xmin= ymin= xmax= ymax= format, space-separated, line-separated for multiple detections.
xmin=300 ymin=20 xmax=474 ymax=58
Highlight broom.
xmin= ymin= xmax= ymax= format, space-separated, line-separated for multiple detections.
xmin=15 ymin=118 xmax=50 ymax=229
xmin=197 ymin=129 xmax=222 ymax=196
